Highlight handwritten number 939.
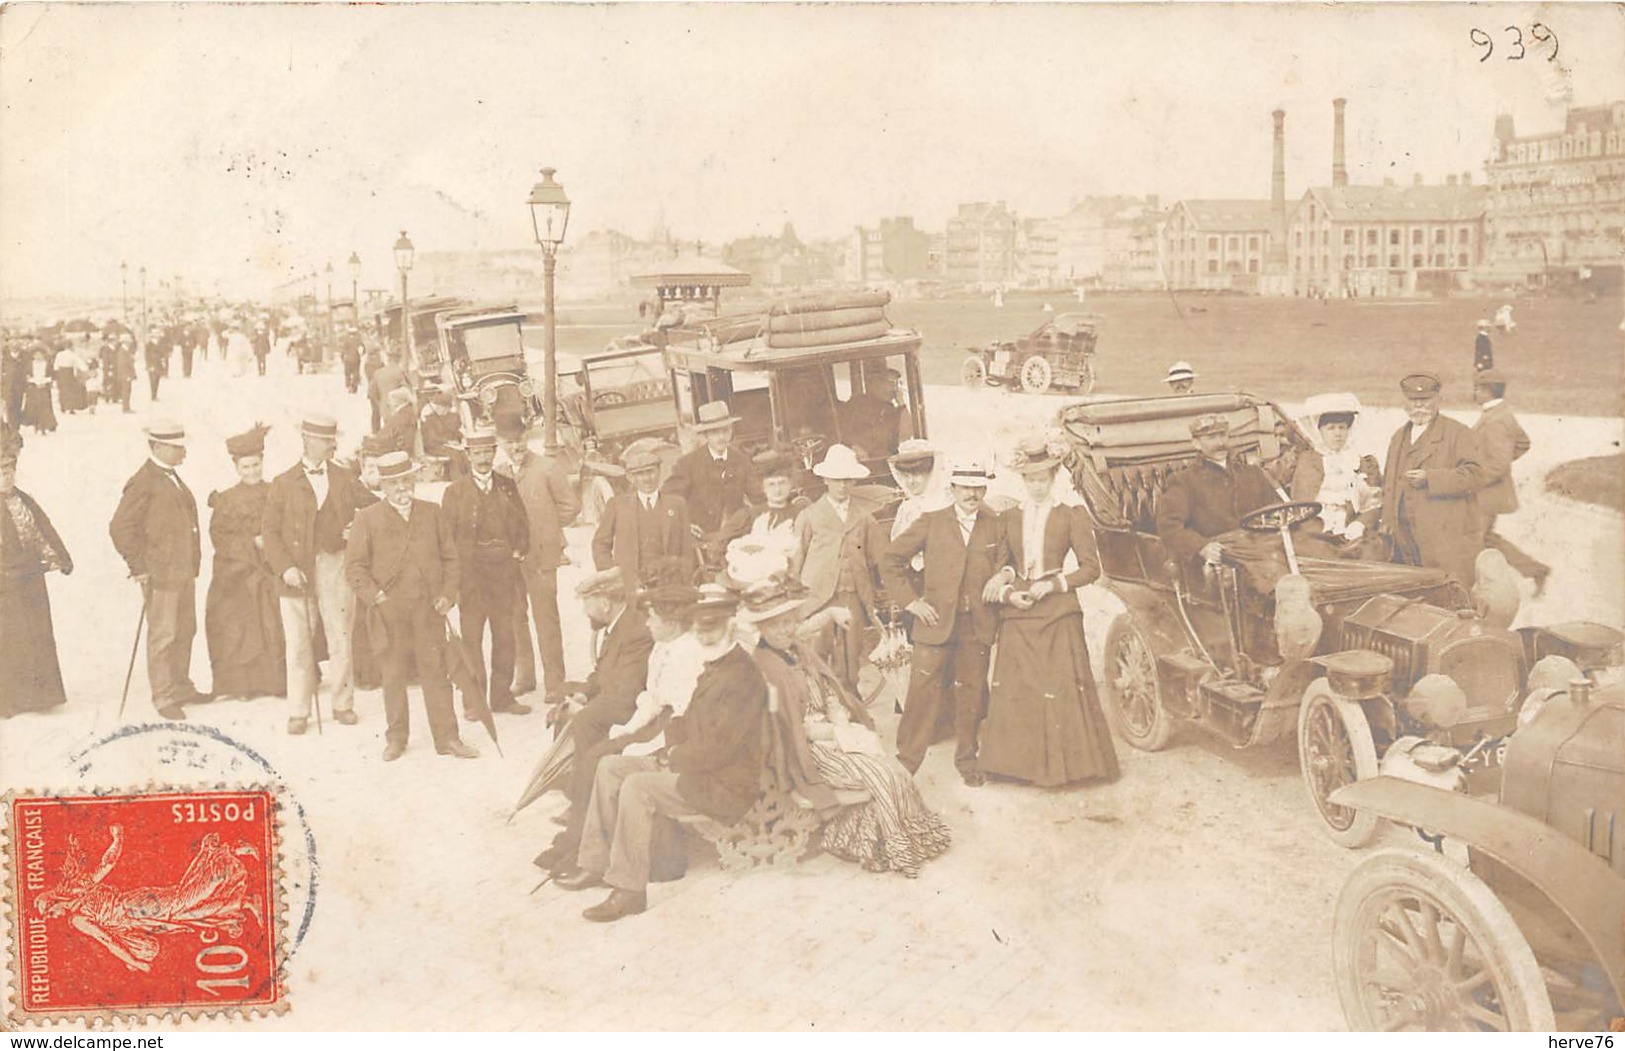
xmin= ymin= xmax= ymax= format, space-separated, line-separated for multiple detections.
xmin=1470 ymin=24 xmax=1559 ymax=63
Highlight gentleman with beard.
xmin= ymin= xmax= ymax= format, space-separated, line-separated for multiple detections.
xmin=1379 ymin=372 xmax=1488 ymax=587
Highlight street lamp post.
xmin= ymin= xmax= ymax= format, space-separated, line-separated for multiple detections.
xmin=324 ymin=261 xmax=334 ymax=362
xmin=139 ymin=265 xmax=148 ymax=348
xmin=347 ymin=251 xmax=361 ymax=313
xmin=394 ymin=231 xmax=415 ymax=371
xmin=120 ymin=262 xmax=128 ymax=321
xmin=525 ymin=167 xmax=572 ymax=453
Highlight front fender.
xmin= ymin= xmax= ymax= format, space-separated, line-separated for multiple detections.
xmin=1329 ymin=777 xmax=1625 ymax=1002
xmin=1105 ymin=580 xmax=1190 ymax=659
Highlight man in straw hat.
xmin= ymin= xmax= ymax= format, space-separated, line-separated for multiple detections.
xmin=880 ymin=458 xmax=1008 ymax=786
xmin=591 ymin=437 xmax=693 ymax=589
xmin=262 ymin=412 xmax=376 ymax=735
xmin=661 ymin=400 xmax=763 ymax=538
xmin=441 ymin=429 xmax=532 ymax=717
xmin=497 ymin=413 xmax=579 ymax=703
xmin=557 ymin=584 xmax=767 ymax=922
xmin=109 ymin=417 xmax=210 ymax=719
xmin=1379 ymin=371 xmax=1488 ymax=588
xmin=345 ymin=451 xmax=478 ymax=761
xmin=792 ymin=443 xmax=881 ymax=690
xmin=1164 ymin=361 xmax=1197 ymax=394
xmin=1155 ymin=413 xmax=1282 ymax=574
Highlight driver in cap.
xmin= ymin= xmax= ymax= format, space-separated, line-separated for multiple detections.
xmin=1155 ymin=413 xmax=1283 ymax=571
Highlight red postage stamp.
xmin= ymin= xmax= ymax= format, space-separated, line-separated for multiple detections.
xmin=3 ymin=788 xmax=285 ymax=1024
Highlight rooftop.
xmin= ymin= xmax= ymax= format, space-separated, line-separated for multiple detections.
xmin=1302 ymin=183 xmax=1489 ymax=222
xmin=1173 ymin=199 xmax=1275 ymax=232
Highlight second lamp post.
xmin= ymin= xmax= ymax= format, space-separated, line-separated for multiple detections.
xmin=393 ymin=231 xmax=415 ymax=369
xmin=526 ymin=167 xmax=571 ymax=452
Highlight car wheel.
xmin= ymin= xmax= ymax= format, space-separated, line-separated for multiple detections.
xmin=1102 ymin=615 xmax=1173 ymax=751
xmin=961 ymin=355 xmax=987 ymax=388
xmin=1334 ymin=849 xmax=1555 ymax=1031
xmin=1019 ymin=355 xmax=1052 ymax=394
xmin=1298 ymin=678 xmax=1382 ymax=848
xmin=1077 ymin=358 xmax=1097 ymax=394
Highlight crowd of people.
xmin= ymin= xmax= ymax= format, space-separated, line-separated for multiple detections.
xmin=0 ymin=298 xmax=1556 ymax=926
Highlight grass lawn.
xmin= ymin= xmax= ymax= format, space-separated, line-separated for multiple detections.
xmin=555 ymin=288 xmax=1623 ymax=416
xmin=1546 ymin=453 xmax=1624 ymax=512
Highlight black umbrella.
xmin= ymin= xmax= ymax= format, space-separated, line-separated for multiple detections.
xmin=508 ymin=731 xmax=576 ymax=821
xmin=442 ymin=616 xmax=502 ymax=757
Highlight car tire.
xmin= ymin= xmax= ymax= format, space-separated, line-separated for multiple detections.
xmin=1076 ymin=358 xmax=1097 ymax=395
xmin=961 ymin=355 xmax=987 ymax=388
xmin=1019 ymin=355 xmax=1052 ymax=394
xmin=1298 ymin=678 xmax=1382 ymax=848
xmin=1101 ymin=615 xmax=1174 ymax=751
xmin=1334 ymin=849 xmax=1556 ymax=1032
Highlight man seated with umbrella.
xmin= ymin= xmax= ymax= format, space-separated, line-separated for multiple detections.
xmin=553 ymin=584 xmax=768 ymax=922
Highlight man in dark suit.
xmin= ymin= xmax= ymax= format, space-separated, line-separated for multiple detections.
xmin=791 ymin=443 xmax=882 ymax=691
xmin=109 ymin=418 xmax=208 ymax=719
xmin=592 ymin=438 xmax=693 ymax=587
xmin=252 ymin=323 xmax=271 ymax=377
xmin=881 ymin=459 xmax=1009 ymax=786
xmin=1472 ymin=370 xmax=1548 ymax=593
xmin=262 ymin=413 xmax=377 ymax=734
xmin=142 ymin=335 xmax=168 ymax=401
xmin=661 ymin=400 xmax=763 ymax=538
xmin=557 ymin=586 xmax=767 ymax=922
xmin=344 ymin=452 xmax=477 ymax=762
xmin=1474 ymin=320 xmax=1494 ymax=373
xmin=1155 ymin=413 xmax=1283 ymax=573
xmin=1379 ymin=372 xmax=1488 ymax=588
xmin=441 ymin=430 xmax=531 ymax=717
xmin=112 ymin=335 xmax=137 ymax=413
xmin=500 ymin=416 xmax=580 ymax=703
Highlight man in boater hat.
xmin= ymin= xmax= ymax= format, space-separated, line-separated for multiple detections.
xmin=345 ymin=452 xmax=477 ymax=761
xmin=109 ymin=417 xmax=210 ymax=719
xmin=661 ymin=400 xmax=763 ymax=537
xmin=262 ymin=411 xmax=375 ymax=734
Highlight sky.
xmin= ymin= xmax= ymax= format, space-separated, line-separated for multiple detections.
xmin=3 ymin=2 xmax=1623 ymax=299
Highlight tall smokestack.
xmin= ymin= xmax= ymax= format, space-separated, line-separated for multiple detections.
xmin=1332 ymin=97 xmax=1349 ymax=187
xmin=1270 ymin=108 xmax=1288 ymax=269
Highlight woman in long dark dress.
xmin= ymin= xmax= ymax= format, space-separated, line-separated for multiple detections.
xmin=1 ymin=431 xmax=72 ymax=716
xmin=204 ymin=425 xmax=286 ymax=700
xmin=21 ymin=348 xmax=56 ymax=434
xmin=978 ymin=436 xmax=1120 ymax=788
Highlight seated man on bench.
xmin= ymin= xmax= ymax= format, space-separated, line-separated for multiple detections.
xmin=553 ymin=585 xmax=767 ymax=922
xmin=1155 ymin=413 xmax=1283 ymax=582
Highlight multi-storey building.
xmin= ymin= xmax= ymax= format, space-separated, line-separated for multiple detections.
xmin=945 ymin=201 xmax=1018 ymax=286
xmin=1160 ymin=200 xmax=1275 ymax=291
xmin=847 ymin=216 xmax=932 ymax=284
xmin=1284 ymin=178 xmax=1488 ymax=297
xmin=1485 ymin=101 xmax=1625 ymax=274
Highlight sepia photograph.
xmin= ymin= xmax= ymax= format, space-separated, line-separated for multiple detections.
xmin=1 ymin=1 xmax=1622 ymax=1033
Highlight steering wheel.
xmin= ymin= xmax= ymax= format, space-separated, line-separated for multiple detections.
xmin=1240 ymin=500 xmax=1323 ymax=532
xmin=792 ymin=432 xmax=830 ymax=465
xmin=591 ymin=391 xmax=628 ymax=409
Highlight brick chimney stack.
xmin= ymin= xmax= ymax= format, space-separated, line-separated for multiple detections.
xmin=1270 ymin=108 xmax=1288 ymax=268
xmin=1332 ymin=98 xmax=1349 ymax=187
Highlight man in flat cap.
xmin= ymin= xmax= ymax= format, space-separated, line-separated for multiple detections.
xmin=557 ymin=567 xmax=655 ymax=748
xmin=441 ymin=429 xmax=531 ymax=717
xmin=661 ymin=400 xmax=763 ymax=540
xmin=592 ymin=438 xmax=693 ymax=588
xmin=1155 ymin=413 xmax=1282 ymax=573
xmin=109 ymin=418 xmax=209 ymax=719
xmin=1379 ymin=372 xmax=1488 ymax=587
xmin=345 ymin=452 xmax=477 ymax=761
xmin=498 ymin=415 xmax=579 ymax=703
xmin=1472 ymin=370 xmax=1549 ymax=594
xmin=262 ymin=412 xmax=376 ymax=734
xmin=557 ymin=585 xmax=767 ymax=922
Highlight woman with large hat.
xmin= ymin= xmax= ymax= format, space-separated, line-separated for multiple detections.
xmin=740 ymin=574 xmax=950 ymax=877
xmin=204 ymin=424 xmax=287 ymax=701
xmin=977 ymin=434 xmax=1119 ymax=788
xmin=1289 ymin=392 xmax=1382 ymax=552
xmin=1 ymin=430 xmax=72 ymax=716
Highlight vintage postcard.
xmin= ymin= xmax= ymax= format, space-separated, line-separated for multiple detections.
xmin=1 ymin=1 xmax=1621 ymax=1033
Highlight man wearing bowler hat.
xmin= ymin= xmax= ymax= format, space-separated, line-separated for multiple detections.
xmin=661 ymin=400 xmax=763 ymax=539
xmin=345 ymin=451 xmax=477 ymax=761
xmin=1379 ymin=371 xmax=1488 ymax=587
xmin=441 ymin=429 xmax=532 ymax=717
xmin=109 ymin=417 xmax=210 ymax=719
xmin=262 ymin=412 xmax=375 ymax=734
xmin=880 ymin=458 xmax=1009 ymax=786
xmin=592 ymin=438 xmax=693 ymax=588
xmin=498 ymin=414 xmax=579 ymax=704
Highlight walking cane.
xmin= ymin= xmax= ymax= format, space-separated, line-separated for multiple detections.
xmin=303 ymin=589 xmax=324 ymax=735
xmin=116 ymin=586 xmax=149 ymax=721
